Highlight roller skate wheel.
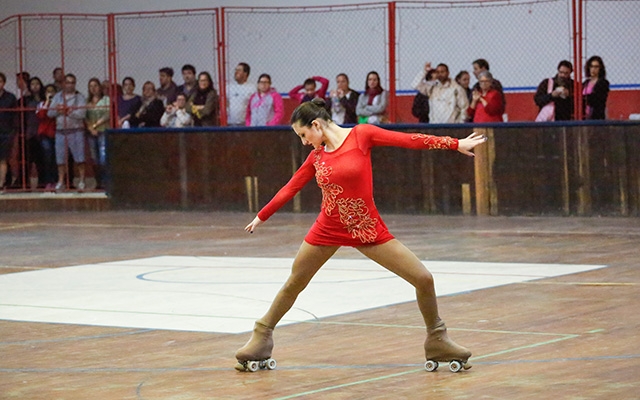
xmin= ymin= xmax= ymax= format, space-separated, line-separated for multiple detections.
xmin=266 ymin=358 xmax=277 ymax=370
xmin=247 ymin=361 xmax=260 ymax=372
xmin=449 ymin=360 xmax=462 ymax=373
xmin=424 ymin=360 xmax=439 ymax=372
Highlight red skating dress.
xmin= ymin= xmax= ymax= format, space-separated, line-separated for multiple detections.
xmin=257 ymin=124 xmax=459 ymax=247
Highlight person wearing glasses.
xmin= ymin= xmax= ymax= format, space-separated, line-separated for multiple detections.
xmin=246 ymin=74 xmax=284 ymax=126
xmin=47 ymin=73 xmax=87 ymax=191
xmin=467 ymin=71 xmax=504 ymax=123
xmin=582 ymin=56 xmax=609 ymax=120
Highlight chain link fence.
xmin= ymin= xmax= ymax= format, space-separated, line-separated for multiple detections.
xmin=113 ymin=10 xmax=219 ymax=96
xmin=224 ymin=5 xmax=390 ymax=103
xmin=396 ymin=0 xmax=573 ymax=92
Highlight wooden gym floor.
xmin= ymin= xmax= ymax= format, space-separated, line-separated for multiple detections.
xmin=0 ymin=211 xmax=638 ymax=399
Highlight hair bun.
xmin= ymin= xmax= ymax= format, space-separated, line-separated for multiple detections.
xmin=311 ymin=97 xmax=327 ymax=108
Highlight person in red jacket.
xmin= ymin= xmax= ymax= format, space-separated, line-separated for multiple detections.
xmin=467 ymin=71 xmax=504 ymax=123
xmin=36 ymin=84 xmax=58 ymax=190
xmin=235 ymin=98 xmax=487 ymax=373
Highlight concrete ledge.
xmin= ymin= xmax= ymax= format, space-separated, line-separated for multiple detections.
xmin=0 ymin=192 xmax=110 ymax=212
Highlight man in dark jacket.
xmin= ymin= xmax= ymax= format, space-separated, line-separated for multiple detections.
xmin=534 ymin=60 xmax=575 ymax=121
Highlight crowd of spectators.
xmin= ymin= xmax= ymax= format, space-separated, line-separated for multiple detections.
xmin=0 ymin=55 xmax=612 ymax=192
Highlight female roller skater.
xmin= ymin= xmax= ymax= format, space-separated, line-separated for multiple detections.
xmin=235 ymin=98 xmax=486 ymax=373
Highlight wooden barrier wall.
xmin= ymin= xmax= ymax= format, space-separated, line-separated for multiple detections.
xmin=107 ymin=122 xmax=640 ymax=216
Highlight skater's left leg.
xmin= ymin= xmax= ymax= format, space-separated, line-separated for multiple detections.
xmin=357 ymin=239 xmax=471 ymax=365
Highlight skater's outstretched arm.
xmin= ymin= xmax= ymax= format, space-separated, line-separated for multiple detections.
xmin=245 ymin=215 xmax=264 ymax=234
xmin=457 ymin=131 xmax=487 ymax=157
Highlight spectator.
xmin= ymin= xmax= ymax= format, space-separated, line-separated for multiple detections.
xmin=328 ymin=73 xmax=359 ymax=125
xmin=156 ymin=67 xmax=178 ymax=106
xmin=246 ymin=74 xmax=284 ymax=126
xmin=117 ymin=77 xmax=142 ymax=128
xmin=582 ymin=55 xmax=609 ymax=120
xmin=288 ymin=76 xmax=329 ymax=104
xmin=422 ymin=63 xmax=468 ymax=123
xmin=51 ymin=67 xmax=64 ymax=92
xmin=455 ymin=71 xmax=473 ymax=104
xmin=356 ymin=71 xmax=388 ymax=124
xmin=226 ymin=62 xmax=254 ymax=126
xmin=23 ymin=77 xmax=46 ymax=190
xmin=47 ymin=73 xmax=87 ymax=191
xmin=129 ymin=81 xmax=164 ymax=128
xmin=472 ymin=58 xmax=506 ymax=115
xmin=534 ymin=60 xmax=574 ymax=121
xmin=10 ymin=71 xmax=31 ymax=188
xmin=455 ymin=71 xmax=473 ymax=122
xmin=85 ymin=77 xmax=110 ymax=189
xmin=161 ymin=93 xmax=192 ymax=128
xmin=187 ymin=71 xmax=219 ymax=126
xmin=0 ymin=72 xmax=17 ymax=191
xmin=177 ymin=64 xmax=198 ymax=100
xmin=467 ymin=71 xmax=503 ymax=123
xmin=16 ymin=72 xmax=31 ymax=99
xmin=36 ymin=84 xmax=58 ymax=191
xmin=411 ymin=63 xmax=436 ymax=123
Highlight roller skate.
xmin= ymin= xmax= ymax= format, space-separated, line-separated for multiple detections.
xmin=424 ymin=320 xmax=472 ymax=373
xmin=234 ymin=321 xmax=277 ymax=372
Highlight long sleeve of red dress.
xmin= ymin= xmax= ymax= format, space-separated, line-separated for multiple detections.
xmin=257 ymin=124 xmax=458 ymax=246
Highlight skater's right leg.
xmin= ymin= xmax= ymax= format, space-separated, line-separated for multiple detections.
xmin=235 ymin=241 xmax=338 ymax=365
xmin=260 ymin=241 xmax=339 ymax=328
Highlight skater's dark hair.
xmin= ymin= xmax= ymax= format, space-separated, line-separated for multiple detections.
xmin=290 ymin=98 xmax=330 ymax=126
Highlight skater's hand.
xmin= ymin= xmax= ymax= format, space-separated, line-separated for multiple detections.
xmin=457 ymin=131 xmax=487 ymax=157
xmin=244 ymin=215 xmax=264 ymax=234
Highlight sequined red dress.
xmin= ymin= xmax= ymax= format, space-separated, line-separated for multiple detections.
xmin=257 ymin=124 xmax=459 ymax=247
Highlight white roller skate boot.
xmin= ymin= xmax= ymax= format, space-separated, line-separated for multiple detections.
xmin=235 ymin=321 xmax=277 ymax=372
xmin=424 ymin=320 xmax=472 ymax=373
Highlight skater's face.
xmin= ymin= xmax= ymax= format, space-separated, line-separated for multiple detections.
xmin=292 ymin=119 xmax=324 ymax=150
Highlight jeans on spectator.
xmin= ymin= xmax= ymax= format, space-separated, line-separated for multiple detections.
xmin=39 ymin=136 xmax=58 ymax=185
xmin=88 ymin=132 xmax=107 ymax=187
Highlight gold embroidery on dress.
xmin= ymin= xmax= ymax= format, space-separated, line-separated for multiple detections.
xmin=411 ymin=133 xmax=456 ymax=149
xmin=314 ymin=150 xmax=378 ymax=243
xmin=337 ymin=198 xmax=378 ymax=243
xmin=314 ymin=151 xmax=343 ymax=216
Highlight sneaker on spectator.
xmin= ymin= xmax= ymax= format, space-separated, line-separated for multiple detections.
xmin=45 ymin=183 xmax=56 ymax=192
xmin=55 ymin=182 xmax=64 ymax=192
xmin=77 ymin=180 xmax=86 ymax=192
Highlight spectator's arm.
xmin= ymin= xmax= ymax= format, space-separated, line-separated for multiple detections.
xmin=288 ymin=84 xmax=304 ymax=103
xmin=483 ymin=90 xmax=503 ymax=116
xmin=356 ymin=94 xmax=369 ymax=116
xmin=313 ymin=76 xmax=330 ymax=99
xmin=267 ymin=92 xmax=284 ymax=126
xmin=68 ymin=94 xmax=87 ymax=120
xmin=245 ymin=94 xmax=254 ymax=126
xmin=364 ymin=90 xmax=388 ymax=115
xmin=176 ymin=109 xmax=193 ymax=126
xmin=533 ymin=79 xmax=552 ymax=108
